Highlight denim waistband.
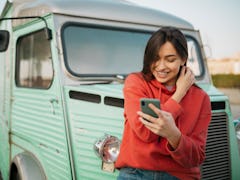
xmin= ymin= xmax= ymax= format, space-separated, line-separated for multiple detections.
xmin=117 ymin=167 xmax=179 ymax=180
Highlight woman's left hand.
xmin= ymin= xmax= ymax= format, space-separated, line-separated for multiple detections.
xmin=137 ymin=103 xmax=181 ymax=149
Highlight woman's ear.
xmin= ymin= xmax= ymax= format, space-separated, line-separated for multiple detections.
xmin=181 ymin=59 xmax=187 ymax=66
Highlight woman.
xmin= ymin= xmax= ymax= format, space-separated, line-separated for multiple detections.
xmin=115 ymin=27 xmax=211 ymax=180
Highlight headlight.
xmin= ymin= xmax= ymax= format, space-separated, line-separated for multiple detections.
xmin=94 ymin=134 xmax=121 ymax=163
xmin=236 ymin=122 xmax=240 ymax=141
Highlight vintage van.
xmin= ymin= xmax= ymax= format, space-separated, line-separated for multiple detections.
xmin=0 ymin=0 xmax=240 ymax=179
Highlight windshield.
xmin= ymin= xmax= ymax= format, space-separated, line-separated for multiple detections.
xmin=62 ymin=24 xmax=203 ymax=79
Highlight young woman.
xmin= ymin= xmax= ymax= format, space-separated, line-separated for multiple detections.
xmin=115 ymin=27 xmax=211 ymax=180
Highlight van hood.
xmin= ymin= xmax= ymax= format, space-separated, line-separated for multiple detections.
xmin=197 ymin=83 xmax=225 ymax=96
xmin=63 ymin=83 xmax=226 ymax=104
xmin=63 ymin=84 xmax=124 ymax=178
xmin=61 ymin=83 xmax=228 ymax=178
xmin=64 ymin=83 xmax=124 ymax=97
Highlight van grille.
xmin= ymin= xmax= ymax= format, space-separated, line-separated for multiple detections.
xmin=201 ymin=112 xmax=231 ymax=179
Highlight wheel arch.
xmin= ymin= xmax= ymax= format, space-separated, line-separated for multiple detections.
xmin=9 ymin=152 xmax=46 ymax=180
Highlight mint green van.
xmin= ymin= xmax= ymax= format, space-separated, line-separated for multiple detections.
xmin=0 ymin=0 xmax=239 ymax=179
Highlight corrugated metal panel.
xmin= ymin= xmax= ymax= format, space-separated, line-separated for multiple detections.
xmin=11 ymin=89 xmax=72 ymax=180
xmin=201 ymin=112 xmax=231 ymax=180
xmin=65 ymin=88 xmax=123 ymax=179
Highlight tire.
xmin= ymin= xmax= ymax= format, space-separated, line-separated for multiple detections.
xmin=0 ymin=171 xmax=3 ymax=180
xmin=10 ymin=164 xmax=20 ymax=180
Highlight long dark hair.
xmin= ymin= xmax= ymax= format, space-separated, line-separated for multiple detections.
xmin=142 ymin=26 xmax=188 ymax=81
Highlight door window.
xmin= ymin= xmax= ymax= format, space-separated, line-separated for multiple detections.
xmin=16 ymin=29 xmax=53 ymax=89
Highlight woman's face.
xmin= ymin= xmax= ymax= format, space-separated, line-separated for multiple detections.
xmin=152 ymin=41 xmax=186 ymax=86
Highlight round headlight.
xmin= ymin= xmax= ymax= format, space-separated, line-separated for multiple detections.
xmin=94 ymin=134 xmax=121 ymax=163
xmin=235 ymin=122 xmax=240 ymax=141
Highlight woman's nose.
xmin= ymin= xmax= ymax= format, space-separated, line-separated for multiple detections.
xmin=156 ymin=60 xmax=166 ymax=70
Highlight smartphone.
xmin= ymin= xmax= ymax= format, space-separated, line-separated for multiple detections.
xmin=140 ymin=98 xmax=161 ymax=118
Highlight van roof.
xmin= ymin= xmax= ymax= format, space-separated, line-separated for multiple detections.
xmin=12 ymin=0 xmax=194 ymax=30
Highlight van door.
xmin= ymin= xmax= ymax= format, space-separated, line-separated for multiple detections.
xmin=0 ymin=31 xmax=10 ymax=180
xmin=10 ymin=27 xmax=72 ymax=179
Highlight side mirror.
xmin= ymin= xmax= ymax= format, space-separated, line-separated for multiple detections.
xmin=0 ymin=30 xmax=10 ymax=52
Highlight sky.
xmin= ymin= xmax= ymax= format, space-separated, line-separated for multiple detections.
xmin=128 ymin=0 xmax=240 ymax=59
xmin=1 ymin=0 xmax=240 ymax=59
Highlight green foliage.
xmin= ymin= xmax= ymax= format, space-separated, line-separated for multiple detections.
xmin=211 ymin=74 xmax=240 ymax=88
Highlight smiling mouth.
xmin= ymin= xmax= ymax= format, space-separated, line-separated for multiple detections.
xmin=156 ymin=71 xmax=168 ymax=77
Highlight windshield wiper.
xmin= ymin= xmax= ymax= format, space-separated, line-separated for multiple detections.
xmin=77 ymin=75 xmax=126 ymax=85
xmin=114 ymin=74 xmax=125 ymax=83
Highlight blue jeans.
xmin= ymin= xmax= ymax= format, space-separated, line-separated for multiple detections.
xmin=117 ymin=167 xmax=179 ymax=180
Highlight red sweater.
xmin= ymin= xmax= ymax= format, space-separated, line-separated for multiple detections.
xmin=115 ymin=73 xmax=211 ymax=180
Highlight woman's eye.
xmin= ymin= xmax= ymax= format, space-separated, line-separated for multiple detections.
xmin=167 ymin=58 xmax=176 ymax=62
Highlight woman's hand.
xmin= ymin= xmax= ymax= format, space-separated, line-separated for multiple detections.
xmin=172 ymin=66 xmax=195 ymax=103
xmin=137 ymin=103 xmax=181 ymax=149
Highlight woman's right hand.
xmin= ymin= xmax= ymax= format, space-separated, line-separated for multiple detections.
xmin=138 ymin=104 xmax=181 ymax=149
xmin=172 ymin=66 xmax=195 ymax=103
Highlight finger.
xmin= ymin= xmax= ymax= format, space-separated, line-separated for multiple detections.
xmin=148 ymin=103 xmax=170 ymax=119
xmin=144 ymin=124 xmax=158 ymax=134
xmin=180 ymin=66 xmax=186 ymax=76
xmin=186 ymin=67 xmax=195 ymax=77
xmin=140 ymin=117 xmax=162 ymax=135
xmin=184 ymin=67 xmax=192 ymax=77
xmin=191 ymin=75 xmax=195 ymax=83
xmin=139 ymin=117 xmax=158 ymax=129
xmin=185 ymin=69 xmax=195 ymax=85
xmin=187 ymin=69 xmax=195 ymax=84
xmin=148 ymin=104 xmax=165 ymax=118
xmin=158 ymin=109 xmax=171 ymax=117
xmin=137 ymin=111 xmax=156 ymax=123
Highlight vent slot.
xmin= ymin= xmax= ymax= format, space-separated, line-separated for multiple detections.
xmin=201 ymin=112 xmax=231 ymax=179
xmin=69 ymin=91 xmax=101 ymax=103
xmin=104 ymin=96 xmax=124 ymax=108
xmin=211 ymin=101 xmax=225 ymax=110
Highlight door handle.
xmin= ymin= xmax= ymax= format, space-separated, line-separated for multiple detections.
xmin=49 ymin=98 xmax=59 ymax=115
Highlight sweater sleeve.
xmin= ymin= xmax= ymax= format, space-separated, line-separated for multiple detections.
xmin=123 ymin=74 xmax=159 ymax=142
xmin=161 ymin=98 xmax=183 ymax=120
xmin=166 ymin=93 xmax=211 ymax=168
